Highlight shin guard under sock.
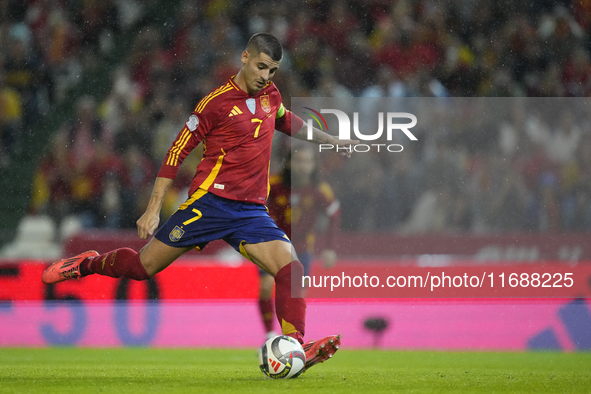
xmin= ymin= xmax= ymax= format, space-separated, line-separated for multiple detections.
xmin=84 ymin=248 xmax=150 ymax=280
xmin=274 ymin=260 xmax=306 ymax=344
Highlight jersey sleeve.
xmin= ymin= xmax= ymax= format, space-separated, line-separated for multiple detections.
xmin=157 ymin=105 xmax=218 ymax=179
xmin=275 ymin=103 xmax=304 ymax=137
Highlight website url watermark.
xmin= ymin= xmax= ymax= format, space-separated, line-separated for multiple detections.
xmin=302 ymin=272 xmax=575 ymax=293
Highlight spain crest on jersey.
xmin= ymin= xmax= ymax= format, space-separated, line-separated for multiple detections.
xmin=260 ymin=94 xmax=271 ymax=113
xmin=169 ymin=226 xmax=185 ymax=242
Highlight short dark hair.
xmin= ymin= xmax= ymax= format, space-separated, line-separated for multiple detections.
xmin=246 ymin=33 xmax=282 ymax=61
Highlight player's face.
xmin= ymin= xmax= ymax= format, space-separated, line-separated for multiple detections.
xmin=241 ymin=50 xmax=281 ymax=94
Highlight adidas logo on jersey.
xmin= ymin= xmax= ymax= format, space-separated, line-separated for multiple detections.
xmin=228 ymin=106 xmax=243 ymax=117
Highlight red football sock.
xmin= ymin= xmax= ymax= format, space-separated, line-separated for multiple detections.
xmin=83 ymin=248 xmax=150 ymax=280
xmin=274 ymin=260 xmax=306 ymax=344
xmin=258 ymin=298 xmax=275 ymax=334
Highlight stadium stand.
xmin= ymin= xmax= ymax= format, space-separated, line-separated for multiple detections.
xmin=2 ymin=0 xmax=591 ymax=257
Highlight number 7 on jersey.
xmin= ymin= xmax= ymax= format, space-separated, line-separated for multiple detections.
xmin=251 ymin=118 xmax=263 ymax=138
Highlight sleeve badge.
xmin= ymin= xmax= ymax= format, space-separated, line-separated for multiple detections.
xmin=186 ymin=115 xmax=199 ymax=131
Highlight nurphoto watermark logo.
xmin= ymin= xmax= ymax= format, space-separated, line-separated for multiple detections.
xmin=303 ymin=107 xmax=418 ymax=153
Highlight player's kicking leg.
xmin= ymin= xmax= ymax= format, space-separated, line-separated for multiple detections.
xmin=42 ymin=238 xmax=192 ymax=284
xmin=243 ymin=240 xmax=341 ymax=371
xmin=41 ymin=250 xmax=99 ymax=284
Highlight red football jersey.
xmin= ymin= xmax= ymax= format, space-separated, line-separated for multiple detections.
xmin=158 ymin=77 xmax=300 ymax=204
xmin=267 ymin=175 xmax=341 ymax=253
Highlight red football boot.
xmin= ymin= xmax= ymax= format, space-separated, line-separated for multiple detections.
xmin=41 ymin=251 xmax=99 ymax=284
xmin=302 ymin=334 xmax=341 ymax=372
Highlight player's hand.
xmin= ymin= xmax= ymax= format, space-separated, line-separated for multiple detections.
xmin=321 ymin=249 xmax=337 ymax=268
xmin=136 ymin=211 xmax=160 ymax=239
xmin=334 ymin=138 xmax=359 ymax=158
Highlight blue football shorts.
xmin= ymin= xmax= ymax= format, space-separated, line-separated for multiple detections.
xmin=155 ymin=189 xmax=291 ymax=260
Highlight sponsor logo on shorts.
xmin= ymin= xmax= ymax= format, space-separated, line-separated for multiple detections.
xmin=169 ymin=226 xmax=185 ymax=242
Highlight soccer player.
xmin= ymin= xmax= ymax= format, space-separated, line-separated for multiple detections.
xmin=259 ymin=147 xmax=340 ymax=338
xmin=42 ymin=33 xmax=354 ymax=371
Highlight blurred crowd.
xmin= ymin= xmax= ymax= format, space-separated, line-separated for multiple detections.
xmin=5 ymin=0 xmax=590 ymax=233
xmin=324 ymin=98 xmax=591 ymax=233
xmin=0 ymin=0 xmax=122 ymax=168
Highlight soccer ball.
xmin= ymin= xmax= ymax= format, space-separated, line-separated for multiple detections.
xmin=258 ymin=335 xmax=306 ymax=379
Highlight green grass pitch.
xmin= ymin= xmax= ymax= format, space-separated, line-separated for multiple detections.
xmin=0 ymin=348 xmax=590 ymax=393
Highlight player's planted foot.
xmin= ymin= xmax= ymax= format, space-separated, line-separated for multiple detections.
xmin=41 ymin=251 xmax=99 ymax=284
xmin=302 ymin=334 xmax=341 ymax=372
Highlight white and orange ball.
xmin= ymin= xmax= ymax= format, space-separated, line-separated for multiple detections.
xmin=258 ymin=335 xmax=306 ymax=379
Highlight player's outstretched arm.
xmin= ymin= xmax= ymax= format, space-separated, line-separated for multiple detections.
xmin=275 ymin=105 xmax=357 ymax=155
xmin=292 ymin=124 xmax=358 ymax=157
xmin=137 ymin=177 xmax=174 ymax=239
xmin=292 ymin=123 xmax=358 ymax=146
